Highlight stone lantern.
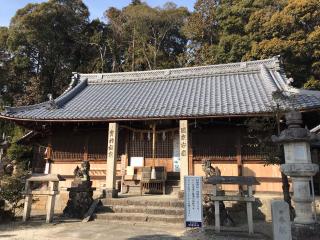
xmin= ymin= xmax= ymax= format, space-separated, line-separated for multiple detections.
xmin=272 ymin=111 xmax=319 ymax=225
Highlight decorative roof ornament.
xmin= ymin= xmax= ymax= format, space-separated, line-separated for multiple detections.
xmin=286 ymin=78 xmax=294 ymax=85
xmin=45 ymin=93 xmax=57 ymax=110
xmin=63 ymin=72 xmax=80 ymax=94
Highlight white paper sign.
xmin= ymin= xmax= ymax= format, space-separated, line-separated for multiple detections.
xmin=130 ymin=157 xmax=144 ymax=167
xmin=184 ymin=176 xmax=203 ymax=228
xmin=173 ymin=157 xmax=180 ymax=172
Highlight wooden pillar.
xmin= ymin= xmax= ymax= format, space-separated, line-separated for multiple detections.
xmin=236 ymin=129 xmax=243 ymax=192
xmin=44 ymin=135 xmax=53 ymax=174
xmin=22 ymin=181 xmax=32 ymax=222
xmin=179 ymin=120 xmax=189 ymax=191
xmin=152 ymin=124 xmax=156 ymax=166
xmin=83 ymin=135 xmax=88 ymax=161
xmin=106 ymin=122 xmax=119 ymax=198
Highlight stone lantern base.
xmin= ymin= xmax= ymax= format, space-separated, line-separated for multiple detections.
xmin=63 ymin=180 xmax=96 ymax=219
xmin=292 ymin=223 xmax=320 ymax=240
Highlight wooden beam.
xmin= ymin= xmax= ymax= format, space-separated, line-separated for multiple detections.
xmin=236 ymin=129 xmax=243 ymax=193
xmin=152 ymin=123 xmax=156 ymax=167
xmin=83 ymin=135 xmax=88 ymax=161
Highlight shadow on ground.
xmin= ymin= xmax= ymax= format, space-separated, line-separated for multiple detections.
xmin=0 ymin=214 xmax=81 ymax=232
xmin=127 ymin=234 xmax=180 ymax=240
xmin=190 ymin=228 xmax=271 ymax=240
xmin=0 ymin=234 xmax=16 ymax=239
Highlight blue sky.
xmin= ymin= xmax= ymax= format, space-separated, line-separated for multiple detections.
xmin=0 ymin=0 xmax=196 ymax=27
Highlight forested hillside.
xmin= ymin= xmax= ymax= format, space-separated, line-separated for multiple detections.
xmin=0 ymin=0 xmax=319 ymax=108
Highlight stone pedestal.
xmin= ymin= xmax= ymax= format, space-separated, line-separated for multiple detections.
xmin=281 ymin=164 xmax=318 ymax=224
xmin=291 ymin=223 xmax=320 ymax=240
xmin=178 ymin=190 xmax=184 ymax=199
xmin=63 ymin=180 xmax=96 ymax=219
xmin=104 ymin=189 xmax=118 ymax=198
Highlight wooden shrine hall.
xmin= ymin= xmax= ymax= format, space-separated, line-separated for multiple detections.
xmin=2 ymin=56 xmax=320 ymax=201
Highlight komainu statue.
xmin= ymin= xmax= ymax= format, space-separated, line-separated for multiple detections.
xmin=201 ymin=159 xmax=234 ymax=227
xmin=202 ymin=159 xmax=221 ymax=179
xmin=74 ymin=160 xmax=90 ymax=181
xmin=63 ymin=160 xmax=95 ymax=219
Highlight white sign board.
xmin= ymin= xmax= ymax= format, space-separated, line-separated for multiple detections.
xmin=184 ymin=176 xmax=203 ymax=228
xmin=173 ymin=134 xmax=180 ymax=172
xmin=173 ymin=157 xmax=180 ymax=172
xmin=130 ymin=157 xmax=144 ymax=167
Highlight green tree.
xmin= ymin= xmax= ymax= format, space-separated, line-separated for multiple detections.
xmin=7 ymin=0 xmax=90 ymax=103
xmin=106 ymin=2 xmax=189 ymax=71
xmin=0 ymin=126 xmax=32 ymax=219
xmin=246 ymin=0 xmax=320 ymax=87
xmin=245 ymin=109 xmax=295 ymax=219
xmin=184 ymin=0 xmax=320 ymax=88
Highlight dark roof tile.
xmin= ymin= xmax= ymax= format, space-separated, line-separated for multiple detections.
xmin=3 ymin=57 xmax=320 ymax=121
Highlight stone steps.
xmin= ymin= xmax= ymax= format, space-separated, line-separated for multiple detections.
xmin=95 ymin=197 xmax=184 ymax=224
xmin=101 ymin=198 xmax=184 ymax=208
xmin=95 ymin=212 xmax=184 ymax=224
xmin=100 ymin=205 xmax=184 ymax=215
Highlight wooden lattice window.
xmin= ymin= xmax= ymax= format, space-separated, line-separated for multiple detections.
xmin=128 ymin=130 xmax=175 ymax=158
xmin=192 ymin=127 xmax=237 ymax=159
xmin=52 ymin=132 xmax=85 ymax=161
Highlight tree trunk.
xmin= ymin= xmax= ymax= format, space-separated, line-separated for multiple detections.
xmin=131 ymin=27 xmax=135 ymax=71
xmin=281 ymin=170 xmax=295 ymax=220
xmin=276 ymin=110 xmax=295 ymax=219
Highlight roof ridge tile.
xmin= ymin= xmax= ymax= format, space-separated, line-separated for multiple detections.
xmin=80 ymin=57 xmax=281 ymax=84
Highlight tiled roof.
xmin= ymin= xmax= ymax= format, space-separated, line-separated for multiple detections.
xmin=2 ymin=56 xmax=320 ymax=121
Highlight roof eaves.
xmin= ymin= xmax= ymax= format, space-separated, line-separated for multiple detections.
xmin=4 ymin=101 xmax=50 ymax=114
xmin=311 ymin=124 xmax=320 ymax=133
xmin=285 ymin=87 xmax=320 ymax=97
xmin=3 ymin=78 xmax=88 ymax=116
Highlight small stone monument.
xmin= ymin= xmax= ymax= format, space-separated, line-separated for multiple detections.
xmin=63 ymin=160 xmax=96 ymax=219
xmin=272 ymin=200 xmax=292 ymax=240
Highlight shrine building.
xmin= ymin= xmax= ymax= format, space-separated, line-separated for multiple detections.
xmin=2 ymin=56 xmax=320 ymax=206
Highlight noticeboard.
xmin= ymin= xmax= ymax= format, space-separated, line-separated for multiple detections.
xmin=184 ymin=176 xmax=203 ymax=228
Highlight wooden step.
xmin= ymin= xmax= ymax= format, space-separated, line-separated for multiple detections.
xmin=95 ymin=212 xmax=184 ymax=224
xmin=100 ymin=205 xmax=184 ymax=215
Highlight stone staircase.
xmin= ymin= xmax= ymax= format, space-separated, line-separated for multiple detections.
xmin=95 ymin=196 xmax=184 ymax=224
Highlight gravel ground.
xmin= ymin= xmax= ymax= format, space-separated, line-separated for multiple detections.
xmin=0 ymin=216 xmax=272 ymax=240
